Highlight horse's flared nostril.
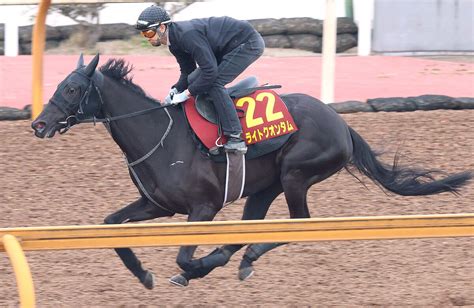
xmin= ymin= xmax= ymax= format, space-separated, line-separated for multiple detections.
xmin=31 ymin=121 xmax=48 ymax=138
xmin=32 ymin=121 xmax=46 ymax=132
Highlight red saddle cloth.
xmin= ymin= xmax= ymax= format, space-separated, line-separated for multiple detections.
xmin=183 ymin=89 xmax=298 ymax=150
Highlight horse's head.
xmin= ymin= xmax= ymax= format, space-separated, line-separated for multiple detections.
xmin=32 ymin=53 xmax=103 ymax=138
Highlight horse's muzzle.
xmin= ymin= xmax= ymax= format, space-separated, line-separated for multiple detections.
xmin=31 ymin=101 xmax=69 ymax=138
xmin=31 ymin=119 xmax=63 ymax=138
xmin=31 ymin=120 xmax=47 ymax=138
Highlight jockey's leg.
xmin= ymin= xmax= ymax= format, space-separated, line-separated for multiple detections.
xmin=214 ymin=34 xmax=264 ymax=153
xmin=187 ymin=68 xmax=201 ymax=85
xmin=188 ymin=67 xmax=242 ymax=142
xmin=208 ymin=85 xmax=244 ymax=146
xmin=104 ymin=197 xmax=174 ymax=290
xmin=188 ymin=33 xmax=265 ymax=153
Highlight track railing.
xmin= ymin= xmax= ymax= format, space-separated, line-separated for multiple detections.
xmin=1 ymin=213 xmax=474 ymax=307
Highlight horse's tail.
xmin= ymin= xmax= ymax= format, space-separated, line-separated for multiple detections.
xmin=346 ymin=126 xmax=472 ymax=196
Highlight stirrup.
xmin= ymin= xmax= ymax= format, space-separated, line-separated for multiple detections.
xmin=224 ymin=140 xmax=247 ymax=154
xmin=209 ymin=146 xmax=221 ymax=155
xmin=208 ymin=135 xmax=225 ymax=155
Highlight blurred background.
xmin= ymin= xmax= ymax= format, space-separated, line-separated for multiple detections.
xmin=1 ymin=0 xmax=473 ymax=112
xmin=0 ymin=1 xmax=473 ymax=306
xmin=1 ymin=0 xmax=472 ymax=56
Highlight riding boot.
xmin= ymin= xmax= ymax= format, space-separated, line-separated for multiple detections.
xmin=208 ymin=86 xmax=247 ymax=154
xmin=224 ymin=133 xmax=247 ymax=154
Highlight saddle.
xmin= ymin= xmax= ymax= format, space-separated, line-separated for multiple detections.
xmin=195 ymin=76 xmax=261 ymax=124
xmin=183 ymin=77 xmax=298 ymax=161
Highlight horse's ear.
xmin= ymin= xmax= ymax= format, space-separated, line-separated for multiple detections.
xmin=84 ymin=53 xmax=100 ymax=77
xmin=77 ymin=53 xmax=84 ymax=69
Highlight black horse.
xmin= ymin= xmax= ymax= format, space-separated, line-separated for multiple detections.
xmin=32 ymin=54 xmax=472 ymax=289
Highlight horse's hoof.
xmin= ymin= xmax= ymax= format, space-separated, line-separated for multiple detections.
xmin=169 ymin=274 xmax=189 ymax=287
xmin=238 ymin=266 xmax=255 ymax=281
xmin=141 ymin=271 xmax=155 ymax=290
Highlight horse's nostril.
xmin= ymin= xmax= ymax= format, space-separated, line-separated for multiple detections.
xmin=32 ymin=121 xmax=46 ymax=132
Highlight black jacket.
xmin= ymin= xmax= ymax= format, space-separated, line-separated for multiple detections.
xmin=168 ymin=17 xmax=257 ymax=95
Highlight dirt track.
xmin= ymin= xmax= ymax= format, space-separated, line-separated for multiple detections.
xmin=0 ymin=109 xmax=473 ymax=306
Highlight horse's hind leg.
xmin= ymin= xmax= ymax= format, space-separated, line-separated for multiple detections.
xmin=238 ymin=172 xmax=311 ymax=281
xmin=170 ymin=182 xmax=283 ymax=286
xmin=104 ymin=197 xmax=174 ymax=290
xmin=239 ymin=143 xmax=351 ymax=280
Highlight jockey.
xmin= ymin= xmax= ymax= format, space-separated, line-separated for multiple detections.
xmin=135 ymin=5 xmax=265 ymax=154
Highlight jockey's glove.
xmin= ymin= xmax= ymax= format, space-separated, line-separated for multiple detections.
xmin=164 ymin=87 xmax=178 ymax=105
xmin=170 ymin=90 xmax=190 ymax=105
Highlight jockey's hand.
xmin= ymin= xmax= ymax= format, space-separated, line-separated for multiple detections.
xmin=170 ymin=90 xmax=190 ymax=105
xmin=164 ymin=87 xmax=178 ymax=105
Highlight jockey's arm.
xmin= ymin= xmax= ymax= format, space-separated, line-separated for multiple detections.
xmin=182 ymin=32 xmax=218 ymax=96
xmin=171 ymin=48 xmax=196 ymax=92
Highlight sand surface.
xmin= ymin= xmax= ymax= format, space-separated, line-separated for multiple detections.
xmin=0 ymin=108 xmax=473 ymax=306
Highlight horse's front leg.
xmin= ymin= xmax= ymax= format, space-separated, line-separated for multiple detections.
xmin=168 ymin=204 xmax=218 ymax=287
xmin=104 ymin=197 xmax=174 ymax=289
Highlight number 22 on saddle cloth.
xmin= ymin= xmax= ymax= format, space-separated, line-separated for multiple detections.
xmin=236 ymin=90 xmax=297 ymax=145
xmin=184 ymin=89 xmax=298 ymax=150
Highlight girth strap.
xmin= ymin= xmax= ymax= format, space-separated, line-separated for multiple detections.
xmin=223 ymin=152 xmax=246 ymax=205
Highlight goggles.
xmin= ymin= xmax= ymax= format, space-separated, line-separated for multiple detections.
xmin=141 ymin=28 xmax=157 ymax=39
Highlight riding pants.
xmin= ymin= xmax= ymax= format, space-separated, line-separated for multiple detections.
xmin=188 ymin=33 xmax=265 ymax=136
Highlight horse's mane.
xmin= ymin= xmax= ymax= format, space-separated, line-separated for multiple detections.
xmin=99 ymin=58 xmax=160 ymax=104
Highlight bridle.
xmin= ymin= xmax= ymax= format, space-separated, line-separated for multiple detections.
xmin=53 ymin=69 xmax=170 ymax=134
xmin=52 ymin=68 xmax=175 ymax=213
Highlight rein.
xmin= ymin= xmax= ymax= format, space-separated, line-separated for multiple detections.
xmin=79 ymin=104 xmax=170 ymax=124
xmin=58 ymin=70 xmax=175 ymax=213
xmin=57 ymin=71 xmax=170 ymax=132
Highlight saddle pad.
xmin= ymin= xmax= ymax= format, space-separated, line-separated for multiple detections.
xmin=184 ymin=89 xmax=298 ymax=150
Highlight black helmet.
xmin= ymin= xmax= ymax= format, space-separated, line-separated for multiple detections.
xmin=135 ymin=5 xmax=171 ymax=30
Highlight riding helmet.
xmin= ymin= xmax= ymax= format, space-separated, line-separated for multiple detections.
xmin=135 ymin=5 xmax=171 ymax=30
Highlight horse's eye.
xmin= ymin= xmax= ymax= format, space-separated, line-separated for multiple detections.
xmin=68 ymin=88 xmax=76 ymax=95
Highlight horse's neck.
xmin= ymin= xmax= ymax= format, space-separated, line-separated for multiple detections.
xmin=100 ymin=79 xmax=182 ymax=162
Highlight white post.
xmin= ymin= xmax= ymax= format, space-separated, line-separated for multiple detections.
xmin=4 ymin=7 xmax=20 ymax=57
xmin=320 ymin=0 xmax=337 ymax=104
xmin=354 ymin=0 xmax=374 ymax=56
xmin=5 ymin=21 xmax=20 ymax=57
